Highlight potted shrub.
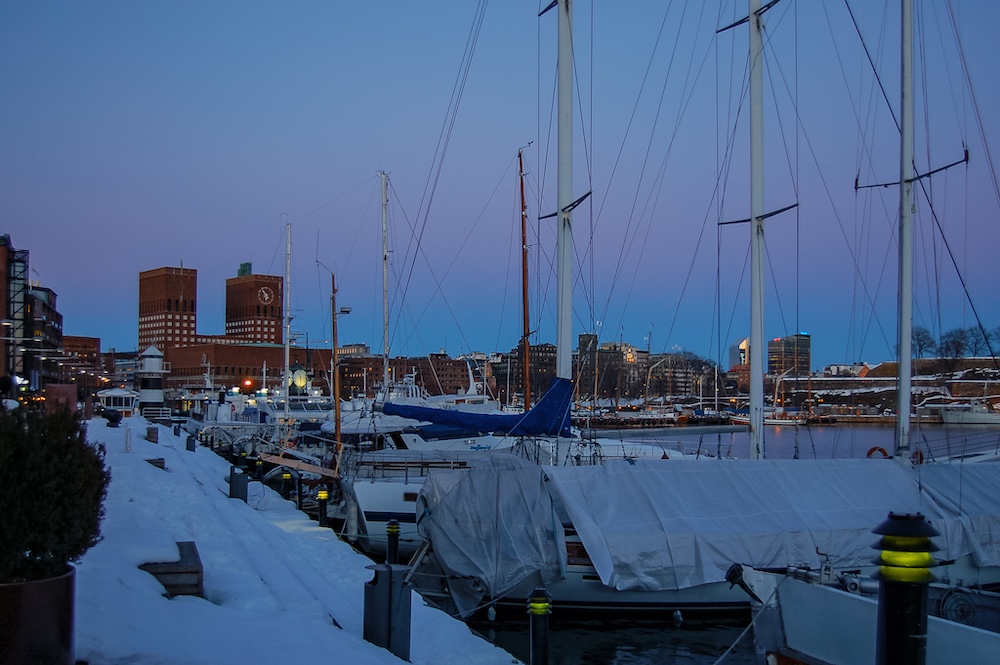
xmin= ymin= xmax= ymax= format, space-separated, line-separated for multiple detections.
xmin=0 ymin=406 xmax=110 ymax=665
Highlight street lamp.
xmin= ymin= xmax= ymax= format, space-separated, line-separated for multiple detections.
xmin=330 ymin=274 xmax=351 ymax=477
xmin=4 ymin=336 xmax=62 ymax=394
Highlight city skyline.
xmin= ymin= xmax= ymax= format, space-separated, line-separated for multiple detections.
xmin=2 ymin=2 xmax=997 ymax=371
xmin=55 ymin=254 xmax=998 ymax=375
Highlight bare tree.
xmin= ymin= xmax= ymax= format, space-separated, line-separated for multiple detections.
xmin=967 ymin=326 xmax=992 ymax=356
xmin=938 ymin=328 xmax=969 ymax=358
xmin=912 ymin=326 xmax=936 ymax=358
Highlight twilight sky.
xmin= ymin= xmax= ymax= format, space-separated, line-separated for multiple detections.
xmin=2 ymin=1 xmax=997 ymax=371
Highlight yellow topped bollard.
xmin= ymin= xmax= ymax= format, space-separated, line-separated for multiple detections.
xmin=528 ymin=587 xmax=552 ymax=665
xmin=386 ymin=519 xmax=400 ymax=565
xmin=317 ymin=488 xmax=329 ymax=528
xmin=872 ymin=512 xmax=939 ymax=665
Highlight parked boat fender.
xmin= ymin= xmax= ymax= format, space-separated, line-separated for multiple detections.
xmin=866 ymin=446 xmax=890 ymax=459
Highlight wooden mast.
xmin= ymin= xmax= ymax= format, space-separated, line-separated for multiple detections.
xmin=331 ymin=273 xmax=342 ymax=450
xmin=519 ymin=148 xmax=532 ymax=409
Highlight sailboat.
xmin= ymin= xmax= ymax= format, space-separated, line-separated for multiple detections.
xmin=728 ymin=372 xmax=807 ymax=425
xmin=938 ymin=399 xmax=1000 ymax=425
xmin=404 ymin=0 xmax=1000 ymax=620
xmin=741 ymin=2 xmax=1000 ymax=660
xmin=318 ymin=171 xmax=508 ymax=455
xmin=321 ymin=169 xmax=575 ymax=559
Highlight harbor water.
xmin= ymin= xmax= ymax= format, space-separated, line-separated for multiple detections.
xmin=621 ymin=422 xmax=1000 ymax=461
xmin=470 ymin=613 xmax=756 ymax=664
xmin=470 ymin=424 xmax=1000 ymax=664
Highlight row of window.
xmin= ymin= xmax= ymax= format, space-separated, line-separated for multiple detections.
xmin=138 ymin=298 xmax=195 ymax=315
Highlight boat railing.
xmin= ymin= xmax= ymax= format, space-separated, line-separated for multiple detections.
xmin=354 ymin=458 xmax=471 ymax=481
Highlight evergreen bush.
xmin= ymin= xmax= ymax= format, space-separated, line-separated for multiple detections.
xmin=0 ymin=407 xmax=110 ymax=583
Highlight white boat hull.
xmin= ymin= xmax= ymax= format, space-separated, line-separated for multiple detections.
xmin=728 ymin=414 xmax=807 ymax=426
xmin=502 ymin=566 xmax=747 ymax=613
xmin=941 ymin=410 xmax=1000 ymax=425
xmin=748 ymin=572 xmax=1000 ymax=665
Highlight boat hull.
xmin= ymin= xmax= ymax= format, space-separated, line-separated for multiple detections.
xmin=941 ymin=410 xmax=1000 ymax=425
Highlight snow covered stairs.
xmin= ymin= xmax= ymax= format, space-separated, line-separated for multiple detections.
xmin=139 ymin=540 xmax=204 ymax=598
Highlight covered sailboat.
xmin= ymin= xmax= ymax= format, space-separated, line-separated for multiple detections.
xmin=381 ymin=377 xmax=572 ymax=438
xmin=413 ymin=456 xmax=1000 ymax=617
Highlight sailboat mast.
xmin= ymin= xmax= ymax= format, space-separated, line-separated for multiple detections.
xmin=283 ymin=222 xmax=291 ymax=426
xmin=896 ymin=0 xmax=914 ymax=454
xmin=555 ymin=0 xmax=573 ymax=381
xmin=519 ymin=148 xmax=532 ymax=409
xmin=331 ymin=273 xmax=341 ymax=446
xmin=380 ymin=170 xmax=391 ymax=395
xmin=748 ymin=0 xmax=766 ymax=459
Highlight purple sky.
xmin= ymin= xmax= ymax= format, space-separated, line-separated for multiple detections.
xmin=2 ymin=1 xmax=997 ymax=370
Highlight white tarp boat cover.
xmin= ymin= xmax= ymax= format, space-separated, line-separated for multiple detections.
xmin=418 ymin=455 xmax=566 ymax=615
xmin=418 ymin=456 xmax=1000 ymax=613
xmin=910 ymin=462 xmax=1000 ymax=568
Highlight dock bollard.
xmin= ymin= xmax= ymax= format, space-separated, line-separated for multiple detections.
xmin=295 ymin=475 xmax=304 ymax=510
xmin=528 ymin=587 xmax=552 ymax=665
xmin=173 ymin=423 xmax=180 ymax=437
xmin=317 ymin=489 xmax=329 ymax=528
xmin=228 ymin=466 xmax=249 ymax=503
xmin=872 ymin=512 xmax=939 ymax=665
xmin=281 ymin=472 xmax=292 ymax=500
xmin=386 ymin=519 xmax=400 ymax=565
xmin=254 ymin=458 xmax=263 ymax=480
xmin=363 ymin=563 xmax=412 ymax=661
xmin=186 ymin=435 xmax=196 ymax=452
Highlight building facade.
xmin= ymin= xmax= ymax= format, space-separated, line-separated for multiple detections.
xmin=489 ymin=342 xmax=557 ymax=406
xmin=767 ymin=333 xmax=812 ymax=376
xmin=224 ymin=264 xmax=283 ymax=344
xmin=138 ymin=267 xmax=198 ymax=353
xmin=0 ymin=235 xmax=68 ymax=396
xmin=25 ymin=285 xmax=63 ymax=391
xmin=63 ymin=335 xmax=107 ymax=393
xmin=0 ymin=234 xmax=30 ymax=382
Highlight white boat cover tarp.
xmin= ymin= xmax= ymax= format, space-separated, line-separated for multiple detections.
xmin=544 ymin=458 xmax=974 ymax=592
xmin=910 ymin=463 xmax=1000 ymax=568
xmin=419 ymin=457 xmax=999 ymax=611
xmin=418 ymin=455 xmax=566 ymax=615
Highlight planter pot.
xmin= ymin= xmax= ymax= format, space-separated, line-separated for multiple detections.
xmin=0 ymin=565 xmax=75 ymax=665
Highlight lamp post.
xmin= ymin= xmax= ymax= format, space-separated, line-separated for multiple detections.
xmin=330 ymin=274 xmax=351 ymax=477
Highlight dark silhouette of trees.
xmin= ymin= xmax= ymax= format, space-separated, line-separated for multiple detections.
xmin=911 ymin=326 xmax=936 ymax=358
xmin=938 ymin=328 xmax=969 ymax=359
xmin=966 ymin=326 xmax=994 ymax=356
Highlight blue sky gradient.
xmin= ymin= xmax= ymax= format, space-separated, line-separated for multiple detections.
xmin=2 ymin=1 xmax=997 ymax=370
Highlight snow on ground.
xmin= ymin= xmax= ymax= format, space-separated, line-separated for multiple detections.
xmin=75 ymin=416 xmax=519 ymax=665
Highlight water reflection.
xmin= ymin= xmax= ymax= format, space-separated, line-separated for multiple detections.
xmin=625 ymin=424 xmax=1000 ymax=461
xmin=469 ymin=613 xmax=756 ymax=665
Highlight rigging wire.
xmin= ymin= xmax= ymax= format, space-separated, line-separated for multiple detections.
xmin=914 ymin=175 xmax=1000 ymax=369
xmin=395 ymin=0 xmax=490 ymax=334
xmin=945 ymin=0 xmax=1000 ymax=212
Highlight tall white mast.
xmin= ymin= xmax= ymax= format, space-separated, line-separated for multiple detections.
xmin=748 ymin=0 xmax=766 ymax=459
xmin=896 ymin=0 xmax=914 ymax=454
xmin=555 ymin=0 xmax=573 ymax=381
xmin=283 ymin=222 xmax=291 ymax=426
xmin=380 ymin=171 xmax=391 ymax=395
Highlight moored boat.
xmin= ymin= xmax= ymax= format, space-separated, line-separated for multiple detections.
xmin=940 ymin=400 xmax=1000 ymax=425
